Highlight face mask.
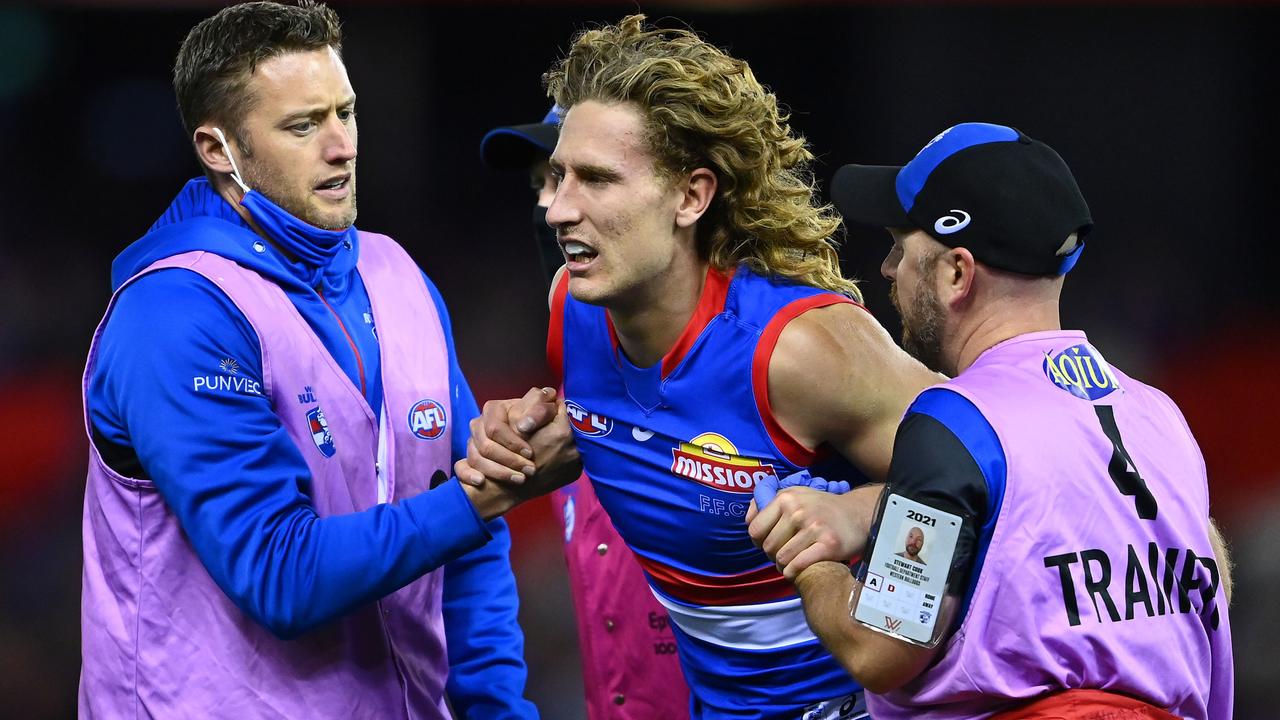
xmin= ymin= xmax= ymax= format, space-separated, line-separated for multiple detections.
xmin=532 ymin=204 xmax=562 ymax=288
xmin=213 ymin=127 xmax=353 ymax=268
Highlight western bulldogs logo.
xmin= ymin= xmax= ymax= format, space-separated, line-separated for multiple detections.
xmin=306 ymin=407 xmax=336 ymax=458
xmin=565 ymin=400 xmax=612 ymax=437
xmin=408 ymin=399 xmax=447 ymax=440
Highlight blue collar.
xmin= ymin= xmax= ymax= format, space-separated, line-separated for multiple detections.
xmin=141 ymin=178 xmax=360 ymax=296
xmin=237 ymin=187 xmax=354 ymax=270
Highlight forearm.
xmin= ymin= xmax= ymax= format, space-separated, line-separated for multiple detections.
xmin=843 ymin=483 xmax=885 ymax=559
xmin=186 ymin=476 xmax=490 ymax=639
xmin=795 ymin=561 xmax=935 ymax=694
xmin=142 ymin=409 xmax=492 ymax=637
xmin=795 ymin=561 xmax=863 ymax=678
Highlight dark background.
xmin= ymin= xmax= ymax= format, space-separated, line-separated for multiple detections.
xmin=1 ymin=1 xmax=1276 ymax=716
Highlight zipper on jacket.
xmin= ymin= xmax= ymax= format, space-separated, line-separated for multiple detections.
xmin=317 ymin=289 xmax=368 ymax=398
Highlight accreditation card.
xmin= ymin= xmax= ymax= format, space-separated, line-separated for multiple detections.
xmin=851 ymin=493 xmax=962 ymax=646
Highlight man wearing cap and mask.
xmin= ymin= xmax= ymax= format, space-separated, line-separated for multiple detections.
xmin=480 ymin=106 xmax=563 ymax=286
xmin=78 ymin=2 xmax=578 ymax=717
xmin=480 ymin=108 xmax=690 ymax=719
xmin=755 ymin=123 xmax=1234 ymax=719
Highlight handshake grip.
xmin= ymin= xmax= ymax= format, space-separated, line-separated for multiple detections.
xmin=457 ymin=387 xmax=583 ymax=519
xmin=753 ymin=469 xmax=851 ymax=510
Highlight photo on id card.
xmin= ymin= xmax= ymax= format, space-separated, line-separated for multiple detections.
xmin=851 ymin=493 xmax=962 ymax=646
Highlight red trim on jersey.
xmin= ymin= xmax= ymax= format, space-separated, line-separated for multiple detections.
xmin=635 ymin=553 xmax=795 ymax=606
xmin=988 ymin=689 xmax=1179 ymax=720
xmin=751 ymin=294 xmax=862 ymax=467
xmin=546 ymin=271 xmax=570 ymax=386
xmin=603 ymin=309 xmax=620 ymax=359
xmin=661 ymin=266 xmax=735 ymax=378
xmin=601 ymin=265 xmax=736 ymax=377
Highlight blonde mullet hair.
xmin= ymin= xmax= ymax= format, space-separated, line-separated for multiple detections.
xmin=544 ymin=14 xmax=861 ymax=300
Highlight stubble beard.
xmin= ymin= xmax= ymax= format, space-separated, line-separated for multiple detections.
xmin=242 ymin=156 xmax=357 ymax=231
xmin=891 ymin=279 xmax=947 ymax=375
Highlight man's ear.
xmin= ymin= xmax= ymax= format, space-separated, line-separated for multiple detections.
xmin=938 ymin=247 xmax=977 ymax=309
xmin=193 ymin=124 xmax=237 ymax=176
xmin=674 ymin=167 xmax=718 ymax=229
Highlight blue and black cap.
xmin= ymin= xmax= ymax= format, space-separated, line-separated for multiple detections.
xmin=831 ymin=123 xmax=1093 ymax=276
xmin=479 ymin=105 xmax=561 ymax=170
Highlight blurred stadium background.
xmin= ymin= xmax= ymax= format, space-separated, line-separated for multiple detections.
xmin=1 ymin=1 xmax=1275 ymax=716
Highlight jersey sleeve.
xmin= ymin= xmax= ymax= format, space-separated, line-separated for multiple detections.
xmin=88 ymin=269 xmax=492 ymax=639
xmin=880 ymin=388 xmax=1006 ymax=610
xmin=420 ymin=271 xmax=535 ymax=717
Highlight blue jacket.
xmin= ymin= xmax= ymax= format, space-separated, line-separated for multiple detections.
xmin=87 ymin=178 xmax=535 ymax=718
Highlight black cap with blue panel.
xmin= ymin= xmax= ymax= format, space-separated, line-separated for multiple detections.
xmin=831 ymin=123 xmax=1093 ymax=277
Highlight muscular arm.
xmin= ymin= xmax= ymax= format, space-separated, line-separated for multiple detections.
xmin=795 ymin=562 xmax=944 ymax=693
xmin=770 ymin=302 xmax=940 ymax=478
xmin=789 ymin=390 xmax=998 ymax=691
xmin=749 ymin=303 xmax=940 ymax=566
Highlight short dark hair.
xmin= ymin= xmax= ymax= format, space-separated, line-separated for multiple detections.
xmin=173 ymin=1 xmax=342 ymax=144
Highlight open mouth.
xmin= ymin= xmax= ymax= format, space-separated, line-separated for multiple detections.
xmin=315 ymin=175 xmax=351 ymax=197
xmin=560 ymin=239 xmax=599 ymax=266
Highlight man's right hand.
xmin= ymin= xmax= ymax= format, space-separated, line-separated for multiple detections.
xmin=746 ymin=481 xmax=883 ymax=581
xmin=455 ymin=387 xmax=582 ymax=519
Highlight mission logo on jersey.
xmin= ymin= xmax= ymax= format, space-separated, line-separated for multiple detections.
xmin=1043 ymin=343 xmax=1121 ymax=401
xmin=566 ymin=400 xmax=613 ymax=437
xmin=670 ymin=432 xmax=778 ymax=494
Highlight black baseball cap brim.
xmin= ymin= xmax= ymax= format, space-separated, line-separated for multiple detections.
xmin=830 ymin=124 xmax=1093 ymax=276
xmin=479 ymin=122 xmax=558 ymax=170
xmin=829 ymin=164 xmax=909 ymax=229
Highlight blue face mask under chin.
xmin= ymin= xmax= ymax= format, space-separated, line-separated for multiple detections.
xmin=212 ymin=127 xmax=355 ymax=269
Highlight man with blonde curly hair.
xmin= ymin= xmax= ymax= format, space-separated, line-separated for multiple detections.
xmin=458 ymin=15 xmax=937 ymax=718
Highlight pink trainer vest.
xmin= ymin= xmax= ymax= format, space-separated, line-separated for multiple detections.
xmin=80 ymin=233 xmax=455 ymax=718
xmin=869 ymin=331 xmax=1232 ymax=720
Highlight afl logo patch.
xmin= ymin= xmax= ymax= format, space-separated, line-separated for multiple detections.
xmin=408 ymin=399 xmax=448 ymax=440
xmin=306 ymin=407 xmax=336 ymax=458
xmin=565 ymin=400 xmax=612 ymax=437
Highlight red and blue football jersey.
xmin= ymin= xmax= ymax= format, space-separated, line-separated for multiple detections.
xmin=549 ymin=265 xmax=869 ymax=719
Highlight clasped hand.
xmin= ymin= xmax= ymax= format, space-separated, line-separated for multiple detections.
xmin=454 ymin=387 xmax=582 ymax=517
